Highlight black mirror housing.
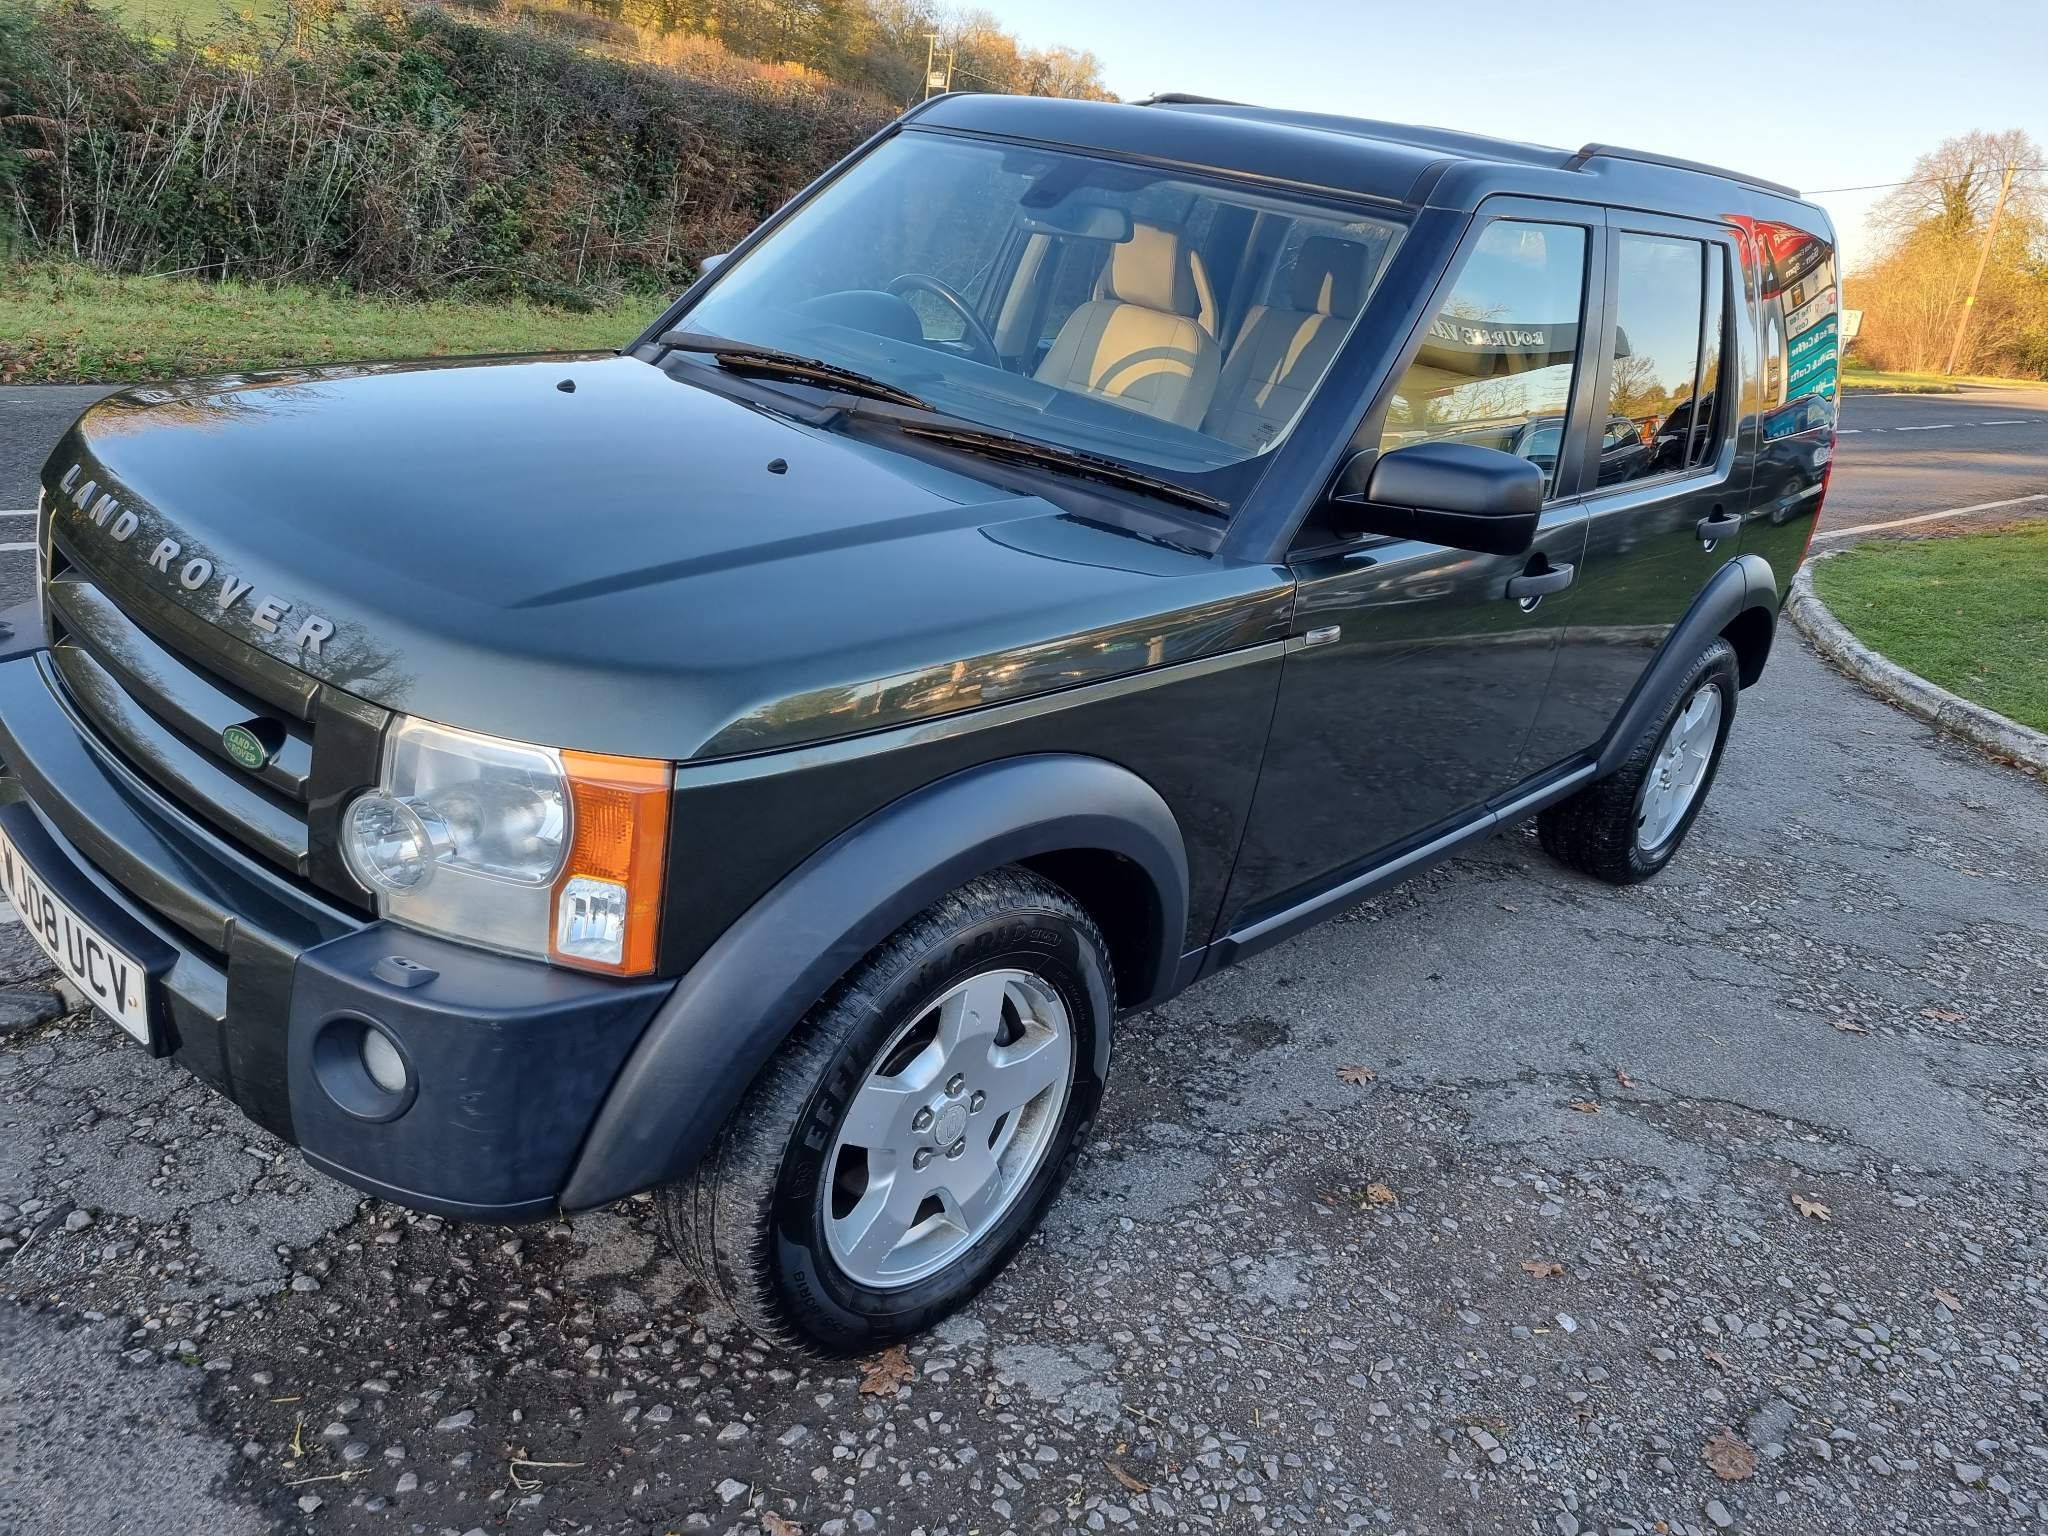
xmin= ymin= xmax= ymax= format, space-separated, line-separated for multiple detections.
xmin=1329 ymin=440 xmax=1545 ymax=556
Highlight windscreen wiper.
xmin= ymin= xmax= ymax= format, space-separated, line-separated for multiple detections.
xmin=658 ymin=330 xmax=932 ymax=409
xmin=884 ymin=419 xmax=1228 ymax=514
xmin=660 ymin=330 xmax=1223 ymax=514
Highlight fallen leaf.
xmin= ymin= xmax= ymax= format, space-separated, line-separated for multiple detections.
xmin=1498 ymin=902 xmax=1520 ymax=912
xmin=1703 ymin=1349 xmax=1738 ymax=1374
xmin=1336 ymin=1064 xmax=1377 ymax=1086
xmin=1932 ymin=1285 xmax=1964 ymax=1312
xmin=1921 ymin=1007 xmax=1965 ymax=1023
xmin=1831 ymin=1019 xmax=1870 ymax=1034
xmin=1567 ymin=1099 xmax=1601 ymax=1115
xmin=1614 ymin=1067 xmax=1638 ymax=1089
xmin=1520 ymin=1259 xmax=1564 ymax=1278
xmin=857 ymin=1344 xmax=914 ymax=1396
xmin=762 ymin=1514 xmax=803 ymax=1536
xmin=1364 ymin=1183 xmax=1397 ymax=1206
xmin=1105 ymin=1460 xmax=1150 ymax=1494
xmin=1789 ymin=1192 xmax=1832 ymax=1222
xmin=1702 ymin=1427 xmax=1758 ymax=1481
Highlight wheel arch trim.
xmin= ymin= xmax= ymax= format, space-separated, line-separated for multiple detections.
xmin=559 ymin=753 xmax=1187 ymax=1210
xmin=1595 ymin=553 xmax=1777 ymax=778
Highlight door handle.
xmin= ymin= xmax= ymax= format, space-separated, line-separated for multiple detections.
xmin=1506 ymin=563 xmax=1575 ymax=602
xmin=1696 ymin=511 xmax=1742 ymax=544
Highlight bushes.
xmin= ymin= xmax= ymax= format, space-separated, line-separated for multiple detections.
xmin=0 ymin=0 xmax=892 ymax=300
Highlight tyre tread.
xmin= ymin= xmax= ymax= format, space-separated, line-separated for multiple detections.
xmin=1537 ymin=638 xmax=1739 ymax=885
xmin=657 ymin=867 xmax=1108 ymax=1355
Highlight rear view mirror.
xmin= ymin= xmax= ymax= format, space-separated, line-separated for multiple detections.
xmin=1018 ymin=204 xmax=1135 ymax=242
xmin=1327 ymin=440 xmax=1543 ymax=555
xmin=696 ymin=250 xmax=730 ymax=278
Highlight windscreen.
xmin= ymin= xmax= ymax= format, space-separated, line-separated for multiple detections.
xmin=679 ymin=130 xmax=1406 ymax=489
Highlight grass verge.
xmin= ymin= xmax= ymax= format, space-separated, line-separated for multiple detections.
xmin=0 ymin=265 xmax=648 ymax=384
xmin=1811 ymin=522 xmax=2048 ymax=734
xmin=1841 ymin=364 xmax=2039 ymax=395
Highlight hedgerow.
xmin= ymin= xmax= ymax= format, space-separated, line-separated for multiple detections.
xmin=0 ymin=0 xmax=891 ymax=300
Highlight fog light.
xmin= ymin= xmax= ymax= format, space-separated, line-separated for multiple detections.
xmin=359 ymin=1025 xmax=409 ymax=1095
xmin=310 ymin=1015 xmax=417 ymax=1122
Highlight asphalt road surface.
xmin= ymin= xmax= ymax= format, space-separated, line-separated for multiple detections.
xmin=2 ymin=374 xmax=2046 ymax=1536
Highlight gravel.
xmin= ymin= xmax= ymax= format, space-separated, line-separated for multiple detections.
xmin=2 ymin=635 xmax=2045 ymax=1535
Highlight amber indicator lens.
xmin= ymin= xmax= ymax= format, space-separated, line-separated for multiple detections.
xmin=551 ymin=752 xmax=670 ymax=975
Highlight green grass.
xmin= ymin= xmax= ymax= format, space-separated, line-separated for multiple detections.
xmin=1812 ymin=522 xmax=2048 ymax=734
xmin=1840 ymin=362 xmax=2039 ymax=395
xmin=104 ymin=0 xmax=265 ymax=38
xmin=0 ymin=265 xmax=649 ymax=384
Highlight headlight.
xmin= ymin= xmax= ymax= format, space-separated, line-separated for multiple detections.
xmin=341 ymin=717 xmax=669 ymax=975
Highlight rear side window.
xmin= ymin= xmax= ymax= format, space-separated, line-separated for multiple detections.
xmin=1687 ymin=248 xmax=1727 ymax=468
xmin=1379 ymin=220 xmax=1590 ymax=499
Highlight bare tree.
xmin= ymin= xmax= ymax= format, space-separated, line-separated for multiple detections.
xmin=1851 ymin=129 xmax=2048 ymax=377
xmin=1870 ymin=129 xmax=2043 ymax=247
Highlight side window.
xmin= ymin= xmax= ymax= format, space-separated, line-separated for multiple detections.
xmin=1379 ymin=220 xmax=1589 ymax=499
xmin=1687 ymin=246 xmax=1728 ymax=468
xmin=1034 ymin=238 xmax=1107 ymax=352
xmin=1606 ymin=233 xmax=1704 ymax=484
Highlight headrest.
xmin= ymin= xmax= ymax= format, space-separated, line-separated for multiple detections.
xmin=1100 ymin=222 xmax=1198 ymax=316
xmin=1290 ymin=236 xmax=1371 ymax=316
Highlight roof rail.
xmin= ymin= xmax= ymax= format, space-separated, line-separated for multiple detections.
xmin=1569 ymin=143 xmax=1800 ymax=199
xmin=1136 ymin=92 xmax=1247 ymax=107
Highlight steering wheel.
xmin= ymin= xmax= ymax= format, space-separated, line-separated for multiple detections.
xmin=886 ymin=274 xmax=1003 ymax=368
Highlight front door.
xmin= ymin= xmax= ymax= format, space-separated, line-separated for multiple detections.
xmin=1220 ymin=203 xmax=1607 ymax=931
xmin=1520 ymin=217 xmax=1748 ymax=771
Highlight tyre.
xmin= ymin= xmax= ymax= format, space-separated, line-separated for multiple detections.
xmin=658 ymin=867 xmax=1113 ymax=1355
xmin=1538 ymin=637 xmax=1739 ymax=884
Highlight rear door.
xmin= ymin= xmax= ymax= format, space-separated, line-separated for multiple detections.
xmin=1219 ymin=199 xmax=1606 ymax=929
xmin=1519 ymin=214 xmax=1746 ymax=773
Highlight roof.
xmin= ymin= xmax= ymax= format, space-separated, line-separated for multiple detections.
xmin=909 ymin=94 xmax=1825 ymax=230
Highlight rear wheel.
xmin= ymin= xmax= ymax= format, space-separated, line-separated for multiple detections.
xmin=658 ymin=868 xmax=1112 ymax=1354
xmin=1538 ymin=637 xmax=1739 ymax=884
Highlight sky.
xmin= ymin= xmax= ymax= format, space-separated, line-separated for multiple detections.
xmin=988 ymin=0 xmax=2048 ymax=274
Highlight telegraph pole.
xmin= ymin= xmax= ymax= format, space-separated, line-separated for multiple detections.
xmin=1944 ymin=161 xmax=2018 ymax=376
xmin=923 ymin=33 xmax=953 ymax=98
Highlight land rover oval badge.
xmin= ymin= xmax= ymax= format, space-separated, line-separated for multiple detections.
xmin=223 ymin=721 xmax=277 ymax=772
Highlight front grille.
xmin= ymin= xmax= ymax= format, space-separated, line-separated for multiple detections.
xmin=39 ymin=527 xmax=387 ymax=906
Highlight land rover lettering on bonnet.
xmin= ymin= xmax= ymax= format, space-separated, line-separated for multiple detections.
xmin=0 ymin=95 xmax=1836 ymax=1353
xmin=53 ymin=460 xmax=336 ymax=656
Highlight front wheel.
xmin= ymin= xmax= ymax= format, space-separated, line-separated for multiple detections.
xmin=1538 ymin=637 xmax=1739 ymax=884
xmin=658 ymin=868 xmax=1113 ymax=1354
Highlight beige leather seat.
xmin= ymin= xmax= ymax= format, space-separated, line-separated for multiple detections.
xmin=1035 ymin=223 xmax=1220 ymax=429
xmin=1205 ymin=236 xmax=1371 ymax=450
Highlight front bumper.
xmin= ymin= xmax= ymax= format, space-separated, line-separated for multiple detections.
xmin=0 ymin=651 xmax=673 ymax=1221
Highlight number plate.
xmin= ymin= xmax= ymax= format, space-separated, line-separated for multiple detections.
xmin=0 ymin=821 xmax=154 ymax=1045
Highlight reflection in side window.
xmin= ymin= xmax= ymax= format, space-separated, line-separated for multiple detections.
xmin=1379 ymin=220 xmax=1589 ymax=499
xmin=1687 ymin=248 xmax=1727 ymax=468
xmin=1608 ymin=234 xmax=1704 ymax=484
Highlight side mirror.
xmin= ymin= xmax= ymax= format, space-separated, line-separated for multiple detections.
xmin=1328 ymin=440 xmax=1544 ymax=556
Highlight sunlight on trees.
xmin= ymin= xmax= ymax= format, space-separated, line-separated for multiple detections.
xmin=1850 ymin=129 xmax=2048 ymax=378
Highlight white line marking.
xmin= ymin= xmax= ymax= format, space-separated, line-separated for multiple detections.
xmin=1813 ymin=492 xmax=2048 ymax=542
xmin=0 ymin=541 xmax=36 ymax=553
xmin=1974 ymin=419 xmax=2029 ymax=425
xmin=1892 ymin=423 xmax=1956 ymax=431
xmin=0 ymin=508 xmax=35 ymax=517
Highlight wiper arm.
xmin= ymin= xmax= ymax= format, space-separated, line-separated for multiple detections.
xmin=659 ymin=330 xmax=1223 ymax=513
xmin=886 ymin=419 xmax=1228 ymax=513
xmin=658 ymin=329 xmax=932 ymax=410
